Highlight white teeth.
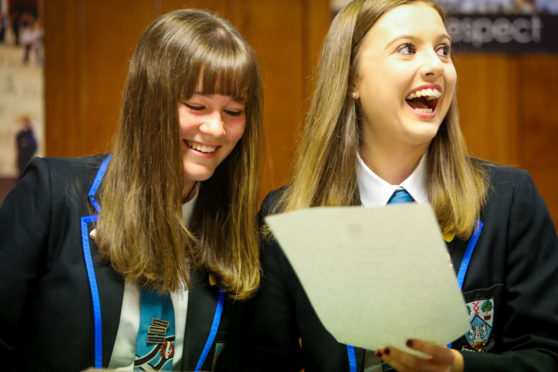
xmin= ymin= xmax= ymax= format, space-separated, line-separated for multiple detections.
xmin=406 ymin=88 xmax=441 ymax=101
xmin=414 ymin=108 xmax=433 ymax=113
xmin=187 ymin=141 xmax=217 ymax=153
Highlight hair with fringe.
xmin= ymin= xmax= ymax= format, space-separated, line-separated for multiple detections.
xmin=279 ymin=0 xmax=488 ymax=239
xmin=96 ymin=9 xmax=263 ymax=299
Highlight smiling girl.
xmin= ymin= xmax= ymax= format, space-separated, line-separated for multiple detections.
xmin=245 ymin=1 xmax=558 ymax=371
xmin=0 ymin=9 xmax=262 ymax=371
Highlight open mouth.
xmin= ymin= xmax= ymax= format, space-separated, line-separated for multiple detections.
xmin=185 ymin=140 xmax=218 ymax=154
xmin=405 ymin=88 xmax=441 ymax=114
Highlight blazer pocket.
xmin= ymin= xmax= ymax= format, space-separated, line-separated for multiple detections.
xmin=459 ymin=283 xmax=504 ymax=353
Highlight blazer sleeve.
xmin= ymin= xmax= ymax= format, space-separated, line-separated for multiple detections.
xmin=463 ymin=169 xmax=558 ymax=371
xmin=243 ymin=191 xmax=304 ymax=372
xmin=0 ymin=158 xmax=52 ymax=366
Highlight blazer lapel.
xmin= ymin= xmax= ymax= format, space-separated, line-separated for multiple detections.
xmin=79 ymin=154 xmax=125 ymax=367
xmin=81 ymin=219 xmax=125 ymax=366
xmin=446 ymin=237 xmax=469 ymax=277
xmin=181 ymin=270 xmax=223 ymax=371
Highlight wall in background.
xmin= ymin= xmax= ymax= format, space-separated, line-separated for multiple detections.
xmin=41 ymin=0 xmax=558 ymax=229
xmin=43 ymin=0 xmax=329 ymax=200
xmin=455 ymin=54 xmax=558 ymax=227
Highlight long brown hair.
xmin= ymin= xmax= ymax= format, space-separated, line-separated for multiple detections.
xmin=280 ymin=0 xmax=488 ymax=239
xmin=96 ymin=9 xmax=262 ymax=299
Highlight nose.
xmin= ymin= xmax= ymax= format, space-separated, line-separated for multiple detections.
xmin=199 ymin=111 xmax=226 ymax=137
xmin=419 ymin=50 xmax=444 ymax=80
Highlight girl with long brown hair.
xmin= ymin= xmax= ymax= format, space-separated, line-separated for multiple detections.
xmin=0 ymin=9 xmax=262 ymax=371
xmin=246 ymin=0 xmax=558 ymax=371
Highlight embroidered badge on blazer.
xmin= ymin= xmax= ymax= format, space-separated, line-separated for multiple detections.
xmin=463 ymin=298 xmax=495 ymax=352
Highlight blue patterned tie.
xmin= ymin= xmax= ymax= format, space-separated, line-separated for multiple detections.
xmin=134 ymin=289 xmax=175 ymax=370
xmin=387 ymin=189 xmax=414 ymax=204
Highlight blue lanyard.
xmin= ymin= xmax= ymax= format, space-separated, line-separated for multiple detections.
xmin=447 ymin=220 xmax=483 ymax=348
xmin=346 ymin=345 xmax=357 ymax=372
xmin=345 ymin=220 xmax=484 ymax=369
xmin=456 ymin=220 xmax=483 ymax=291
xmin=82 ymin=154 xmax=226 ymax=368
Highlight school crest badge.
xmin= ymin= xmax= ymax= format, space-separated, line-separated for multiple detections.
xmin=464 ymin=298 xmax=495 ymax=352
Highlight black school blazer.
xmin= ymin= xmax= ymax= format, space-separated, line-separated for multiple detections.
xmin=0 ymin=155 xmax=246 ymax=372
xmin=245 ymin=162 xmax=558 ymax=372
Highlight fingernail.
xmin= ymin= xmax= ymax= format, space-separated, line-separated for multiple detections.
xmin=375 ymin=350 xmax=383 ymax=357
xmin=406 ymin=339 xmax=413 ymax=347
xmin=384 ymin=348 xmax=390 ymax=355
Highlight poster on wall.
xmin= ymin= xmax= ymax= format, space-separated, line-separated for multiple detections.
xmin=438 ymin=0 xmax=558 ymax=52
xmin=330 ymin=0 xmax=558 ymax=53
xmin=0 ymin=0 xmax=43 ymax=185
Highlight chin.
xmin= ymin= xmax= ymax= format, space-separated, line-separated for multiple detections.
xmin=406 ymin=127 xmax=440 ymax=146
xmin=183 ymin=170 xmax=215 ymax=183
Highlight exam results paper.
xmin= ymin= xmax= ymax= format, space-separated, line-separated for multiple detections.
xmin=265 ymin=203 xmax=470 ymax=355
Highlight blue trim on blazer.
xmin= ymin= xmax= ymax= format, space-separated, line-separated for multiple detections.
xmin=81 ymin=154 xmax=112 ymax=367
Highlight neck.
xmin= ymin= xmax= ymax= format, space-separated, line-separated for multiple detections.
xmin=360 ymin=144 xmax=426 ymax=185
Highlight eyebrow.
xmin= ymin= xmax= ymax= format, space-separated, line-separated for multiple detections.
xmin=385 ymin=33 xmax=452 ymax=50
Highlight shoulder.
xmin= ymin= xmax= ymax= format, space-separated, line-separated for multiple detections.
xmin=479 ymin=160 xmax=532 ymax=186
xmin=29 ymin=154 xmax=107 ymax=184
xmin=19 ymin=154 xmax=109 ymax=207
xmin=477 ymin=160 xmax=555 ymax=234
xmin=33 ymin=154 xmax=108 ymax=176
xmin=476 ymin=160 xmax=538 ymax=203
xmin=260 ymin=186 xmax=288 ymax=217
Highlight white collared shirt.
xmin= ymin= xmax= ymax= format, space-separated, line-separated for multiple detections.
xmin=356 ymin=151 xmax=429 ymax=207
xmin=108 ymin=191 xmax=198 ymax=370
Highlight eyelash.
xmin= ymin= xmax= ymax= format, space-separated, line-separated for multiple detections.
xmin=436 ymin=44 xmax=451 ymax=57
xmin=184 ymin=104 xmax=243 ymax=116
xmin=224 ymin=110 xmax=243 ymax=116
xmin=396 ymin=43 xmax=452 ymax=58
xmin=185 ymin=104 xmax=203 ymax=111
xmin=397 ymin=43 xmax=416 ymax=55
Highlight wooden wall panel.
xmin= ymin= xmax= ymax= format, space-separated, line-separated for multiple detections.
xmin=44 ymin=0 xmax=153 ymax=157
xmin=519 ymin=55 xmax=558 ymax=226
xmin=241 ymin=0 xmax=306 ymax=194
xmin=303 ymin=0 xmax=331 ymax=99
xmin=44 ymin=0 xmax=330 ymax=199
xmin=79 ymin=1 xmax=154 ymax=154
xmin=455 ymin=54 xmax=558 ymax=229
xmin=159 ymin=0 xmax=229 ymax=15
xmin=44 ymin=0 xmax=80 ymax=156
xmin=455 ymin=55 xmax=520 ymax=166
xmin=43 ymin=1 xmax=556 ymax=228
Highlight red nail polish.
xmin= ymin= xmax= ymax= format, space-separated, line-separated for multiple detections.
xmin=406 ymin=339 xmax=413 ymax=347
xmin=384 ymin=348 xmax=391 ymax=355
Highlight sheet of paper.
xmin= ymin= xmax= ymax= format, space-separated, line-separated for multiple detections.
xmin=265 ymin=203 xmax=470 ymax=355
